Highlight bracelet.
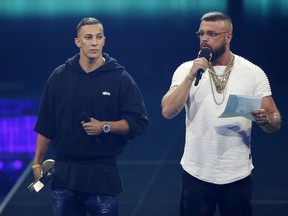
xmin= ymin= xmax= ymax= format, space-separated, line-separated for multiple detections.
xmin=32 ymin=164 xmax=41 ymax=169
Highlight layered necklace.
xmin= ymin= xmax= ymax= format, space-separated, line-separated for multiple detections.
xmin=208 ymin=53 xmax=235 ymax=105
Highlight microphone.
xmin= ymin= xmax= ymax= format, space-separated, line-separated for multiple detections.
xmin=80 ymin=112 xmax=99 ymax=143
xmin=27 ymin=159 xmax=55 ymax=193
xmin=81 ymin=112 xmax=91 ymax=123
xmin=194 ymin=48 xmax=212 ymax=86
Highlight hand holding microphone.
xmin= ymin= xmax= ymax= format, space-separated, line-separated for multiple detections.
xmin=81 ymin=112 xmax=103 ymax=136
xmin=194 ymin=48 xmax=212 ymax=86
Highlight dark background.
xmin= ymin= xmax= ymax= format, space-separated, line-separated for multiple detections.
xmin=0 ymin=0 xmax=287 ymax=215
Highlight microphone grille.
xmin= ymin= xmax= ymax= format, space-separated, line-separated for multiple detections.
xmin=198 ymin=48 xmax=212 ymax=61
xmin=80 ymin=112 xmax=91 ymax=123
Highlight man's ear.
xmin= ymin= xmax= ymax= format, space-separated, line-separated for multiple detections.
xmin=103 ymin=36 xmax=106 ymax=47
xmin=226 ymin=32 xmax=233 ymax=43
xmin=75 ymin=37 xmax=81 ymax=48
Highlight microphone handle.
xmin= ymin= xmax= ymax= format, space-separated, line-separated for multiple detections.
xmin=194 ymin=70 xmax=203 ymax=86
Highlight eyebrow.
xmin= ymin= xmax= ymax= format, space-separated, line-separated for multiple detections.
xmin=83 ymin=33 xmax=103 ymax=36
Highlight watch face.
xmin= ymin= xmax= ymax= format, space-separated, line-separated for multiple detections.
xmin=103 ymin=124 xmax=110 ymax=133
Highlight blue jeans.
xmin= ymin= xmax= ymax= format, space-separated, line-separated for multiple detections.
xmin=52 ymin=187 xmax=118 ymax=216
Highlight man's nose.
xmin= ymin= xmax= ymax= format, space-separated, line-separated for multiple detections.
xmin=91 ymin=37 xmax=98 ymax=45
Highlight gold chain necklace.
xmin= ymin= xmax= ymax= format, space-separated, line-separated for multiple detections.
xmin=208 ymin=53 xmax=235 ymax=104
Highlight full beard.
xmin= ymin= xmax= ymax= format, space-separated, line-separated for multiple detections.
xmin=211 ymin=43 xmax=226 ymax=62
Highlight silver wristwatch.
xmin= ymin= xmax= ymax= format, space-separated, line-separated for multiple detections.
xmin=103 ymin=121 xmax=110 ymax=133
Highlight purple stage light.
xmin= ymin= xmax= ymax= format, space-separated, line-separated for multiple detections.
xmin=0 ymin=161 xmax=4 ymax=170
xmin=13 ymin=160 xmax=23 ymax=169
xmin=0 ymin=98 xmax=39 ymax=154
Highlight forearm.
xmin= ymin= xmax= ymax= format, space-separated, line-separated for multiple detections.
xmin=161 ymin=75 xmax=195 ymax=119
xmin=107 ymin=119 xmax=129 ymax=134
xmin=32 ymin=133 xmax=51 ymax=180
xmin=33 ymin=133 xmax=51 ymax=165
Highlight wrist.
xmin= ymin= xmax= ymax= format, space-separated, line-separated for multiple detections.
xmin=32 ymin=164 xmax=41 ymax=169
xmin=186 ymin=75 xmax=195 ymax=81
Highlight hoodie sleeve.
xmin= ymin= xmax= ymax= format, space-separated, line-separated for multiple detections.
xmin=34 ymin=69 xmax=59 ymax=139
xmin=118 ymin=71 xmax=148 ymax=139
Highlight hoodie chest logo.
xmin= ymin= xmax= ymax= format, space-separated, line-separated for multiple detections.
xmin=102 ymin=91 xmax=111 ymax=96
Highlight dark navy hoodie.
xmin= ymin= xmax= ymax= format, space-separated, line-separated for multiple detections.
xmin=34 ymin=53 xmax=148 ymax=194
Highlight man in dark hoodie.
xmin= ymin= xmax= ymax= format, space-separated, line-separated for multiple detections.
xmin=32 ymin=17 xmax=148 ymax=216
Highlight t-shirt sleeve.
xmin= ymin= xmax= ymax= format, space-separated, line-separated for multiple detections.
xmin=170 ymin=61 xmax=193 ymax=88
xmin=254 ymin=66 xmax=272 ymax=97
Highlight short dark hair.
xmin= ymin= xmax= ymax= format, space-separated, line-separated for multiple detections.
xmin=76 ymin=17 xmax=103 ymax=34
xmin=201 ymin=11 xmax=232 ymax=23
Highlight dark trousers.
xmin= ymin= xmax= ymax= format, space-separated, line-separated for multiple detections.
xmin=52 ymin=187 xmax=118 ymax=216
xmin=180 ymin=170 xmax=252 ymax=216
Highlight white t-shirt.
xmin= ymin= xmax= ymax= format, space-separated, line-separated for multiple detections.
xmin=170 ymin=54 xmax=271 ymax=184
